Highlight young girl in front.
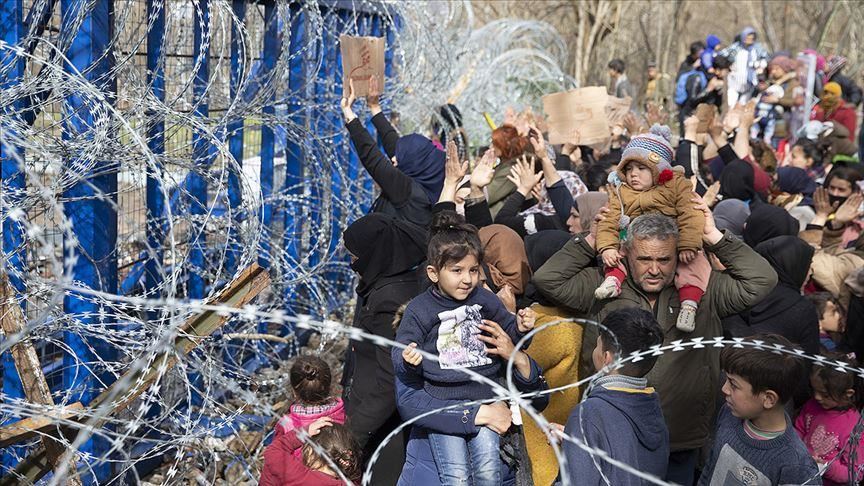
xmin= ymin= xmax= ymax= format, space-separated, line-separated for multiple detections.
xmin=595 ymin=124 xmax=707 ymax=332
xmin=274 ymin=355 xmax=345 ymax=457
xmin=795 ymin=352 xmax=864 ymax=486
xmin=394 ymin=210 xmax=535 ymax=486
xmin=260 ymin=417 xmax=361 ymax=485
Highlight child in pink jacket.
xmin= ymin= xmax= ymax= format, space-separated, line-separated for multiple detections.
xmin=795 ymin=352 xmax=864 ymax=485
xmin=274 ymin=355 xmax=346 ymax=458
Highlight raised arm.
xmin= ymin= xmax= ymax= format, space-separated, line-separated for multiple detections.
xmin=533 ymin=233 xmax=602 ymax=313
xmin=693 ymin=194 xmax=779 ymax=317
xmin=342 ymin=80 xmax=414 ymax=206
xmin=367 ymin=77 xmax=400 ymax=158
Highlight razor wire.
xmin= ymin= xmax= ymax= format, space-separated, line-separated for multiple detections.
xmin=0 ymin=0 xmax=859 ymax=484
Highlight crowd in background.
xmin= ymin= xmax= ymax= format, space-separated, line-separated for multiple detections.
xmin=259 ymin=25 xmax=864 ymax=486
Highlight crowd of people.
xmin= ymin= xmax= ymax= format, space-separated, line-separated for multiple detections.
xmin=260 ymin=27 xmax=864 ymax=486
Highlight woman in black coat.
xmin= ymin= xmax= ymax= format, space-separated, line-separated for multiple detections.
xmin=341 ymin=213 xmax=427 ymax=485
xmin=722 ymin=235 xmax=820 ymax=355
xmin=341 ymin=79 xmax=443 ymax=227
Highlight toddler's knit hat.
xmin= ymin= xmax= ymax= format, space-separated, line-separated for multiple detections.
xmin=616 ymin=124 xmax=675 ymax=183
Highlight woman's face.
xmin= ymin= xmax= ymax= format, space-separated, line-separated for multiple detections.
xmin=769 ymin=65 xmax=785 ymax=80
xmin=567 ymin=207 xmax=582 ymax=234
xmin=827 ymin=178 xmax=854 ymax=198
xmin=789 ymin=145 xmax=812 ymax=169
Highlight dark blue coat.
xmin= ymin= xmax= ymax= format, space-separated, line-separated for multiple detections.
xmin=395 ymin=357 xmax=549 ymax=485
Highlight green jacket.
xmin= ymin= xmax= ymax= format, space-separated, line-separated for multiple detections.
xmin=533 ymin=231 xmax=778 ymax=451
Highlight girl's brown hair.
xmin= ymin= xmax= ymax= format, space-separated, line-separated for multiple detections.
xmin=812 ymin=352 xmax=863 ymax=409
xmin=290 ymin=356 xmax=332 ymax=405
xmin=301 ymin=424 xmax=361 ymax=483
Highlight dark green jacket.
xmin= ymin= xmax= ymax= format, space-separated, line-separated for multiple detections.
xmin=533 ymin=231 xmax=778 ymax=451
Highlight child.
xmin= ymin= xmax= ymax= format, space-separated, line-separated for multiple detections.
xmin=595 ymin=124 xmax=706 ymax=333
xmin=699 ymin=334 xmax=821 ymax=485
xmin=260 ymin=417 xmax=361 ymax=485
xmin=750 ymin=84 xmax=785 ymax=144
xmin=274 ymin=355 xmax=346 ymax=458
xmin=558 ymin=308 xmax=669 ymax=485
xmin=394 ymin=210 xmax=535 ymax=486
xmin=795 ymin=352 xmax=864 ymax=486
xmin=805 ymin=292 xmax=847 ymax=352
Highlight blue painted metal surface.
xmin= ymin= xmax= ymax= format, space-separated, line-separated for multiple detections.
xmin=60 ymin=0 xmax=118 ymax=479
xmin=227 ymin=0 xmax=247 ymax=275
xmin=0 ymin=0 xmax=28 ymax=471
xmin=281 ymin=5 xmax=306 ymax=315
xmin=259 ymin=0 xmax=278 ymax=270
xmin=145 ymin=0 xmax=165 ymax=305
xmin=188 ymin=0 xmax=211 ymax=301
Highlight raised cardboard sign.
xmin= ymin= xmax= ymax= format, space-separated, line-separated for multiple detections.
xmin=339 ymin=35 xmax=385 ymax=97
xmin=543 ymin=87 xmax=610 ymax=145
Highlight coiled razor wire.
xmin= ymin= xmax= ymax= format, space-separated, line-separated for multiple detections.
xmin=1 ymin=0 xmax=859 ymax=484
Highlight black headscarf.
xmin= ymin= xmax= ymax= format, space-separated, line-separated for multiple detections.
xmin=755 ymin=236 xmax=814 ymax=289
xmin=343 ymin=214 xmax=427 ymax=296
xmin=742 ymin=203 xmax=800 ymax=247
xmin=524 ymin=230 xmax=572 ymax=272
xmin=719 ymin=159 xmax=756 ymax=202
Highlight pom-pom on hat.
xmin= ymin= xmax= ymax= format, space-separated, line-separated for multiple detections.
xmin=616 ymin=124 xmax=675 ymax=184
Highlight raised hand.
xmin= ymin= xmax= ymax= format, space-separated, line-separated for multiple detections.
xmin=444 ymin=140 xmax=468 ymax=185
xmin=833 ymin=193 xmax=864 ymax=225
xmin=692 ymin=191 xmax=723 ymax=245
xmin=340 ymin=78 xmax=357 ymax=122
xmin=528 ymin=125 xmax=547 ymax=156
xmin=470 ymin=149 xmax=496 ymax=190
xmin=507 ymin=155 xmax=543 ymax=197
xmin=813 ymin=187 xmax=836 ymax=218
xmin=367 ymin=75 xmax=382 ymax=114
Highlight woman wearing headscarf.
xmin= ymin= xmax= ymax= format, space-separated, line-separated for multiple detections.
xmin=801 ymin=165 xmax=864 ymax=250
xmin=811 ymin=232 xmax=864 ymax=310
xmin=742 ymin=203 xmax=800 ymax=247
xmin=812 ymin=82 xmax=857 ymax=136
xmin=722 ymin=235 xmax=820 ymax=355
xmin=341 ymin=80 xmax=442 ymax=227
xmin=712 ymin=199 xmax=751 ymax=237
xmin=765 ymin=55 xmax=801 ymax=141
xmin=772 ymin=166 xmax=817 ymax=230
xmin=341 ymin=214 xmax=427 ymax=484
xmin=478 ymin=224 xmax=532 ymax=313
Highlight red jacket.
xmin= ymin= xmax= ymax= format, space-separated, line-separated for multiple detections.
xmin=813 ymin=100 xmax=858 ymax=136
xmin=259 ymin=429 xmax=345 ymax=486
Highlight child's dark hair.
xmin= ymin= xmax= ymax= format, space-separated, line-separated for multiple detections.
xmin=805 ymin=292 xmax=844 ymax=319
xmin=811 ymin=351 xmax=862 ymax=409
xmin=580 ymin=164 xmax=611 ymax=192
xmin=290 ymin=356 xmax=332 ymax=405
xmin=824 ymin=164 xmax=863 ymax=192
xmin=301 ymin=423 xmax=361 ymax=483
xmin=427 ymin=210 xmax=483 ymax=270
xmin=599 ymin=308 xmax=664 ymax=377
xmin=794 ymin=139 xmax=823 ymax=167
xmin=720 ymin=334 xmax=806 ymax=404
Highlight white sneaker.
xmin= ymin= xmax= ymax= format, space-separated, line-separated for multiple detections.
xmin=676 ymin=300 xmax=698 ymax=332
xmin=594 ymin=276 xmax=622 ymax=300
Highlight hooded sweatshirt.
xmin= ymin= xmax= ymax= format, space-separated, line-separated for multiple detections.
xmin=722 ymin=236 xmax=820 ymax=354
xmin=561 ymin=375 xmax=669 ymax=485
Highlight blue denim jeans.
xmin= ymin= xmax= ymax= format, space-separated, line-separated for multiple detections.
xmin=428 ymin=427 xmax=500 ymax=486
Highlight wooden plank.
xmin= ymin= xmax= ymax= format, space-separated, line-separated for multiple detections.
xmin=1 ymin=274 xmax=83 ymax=485
xmin=0 ymin=402 xmax=83 ymax=448
xmin=1 ymin=263 xmax=271 ymax=484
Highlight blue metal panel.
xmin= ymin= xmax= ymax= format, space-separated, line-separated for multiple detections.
xmin=145 ymin=0 xmax=165 ymax=304
xmin=227 ymin=0 xmax=247 ymax=275
xmin=258 ymin=0 xmax=278 ymax=269
xmin=188 ymin=0 xmax=211 ymax=300
xmin=0 ymin=0 xmax=28 ymax=471
xmin=60 ymin=0 xmax=118 ymax=479
xmin=281 ymin=6 xmax=305 ymax=313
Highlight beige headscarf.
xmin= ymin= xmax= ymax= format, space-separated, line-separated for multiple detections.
xmin=574 ymin=192 xmax=609 ymax=231
xmin=478 ymin=225 xmax=532 ymax=295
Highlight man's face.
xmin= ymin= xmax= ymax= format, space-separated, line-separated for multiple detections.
xmin=608 ymin=68 xmax=618 ymax=79
xmin=647 ymin=67 xmax=658 ymax=80
xmin=622 ymin=237 xmax=677 ymax=294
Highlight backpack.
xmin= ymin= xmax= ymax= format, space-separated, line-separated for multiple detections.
xmin=674 ymin=69 xmax=707 ymax=106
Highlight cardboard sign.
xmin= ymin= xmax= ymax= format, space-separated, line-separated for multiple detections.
xmin=339 ymin=35 xmax=385 ymax=97
xmin=695 ymin=103 xmax=717 ymax=133
xmin=605 ymin=96 xmax=632 ymax=127
xmin=543 ymin=87 xmax=609 ymax=145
